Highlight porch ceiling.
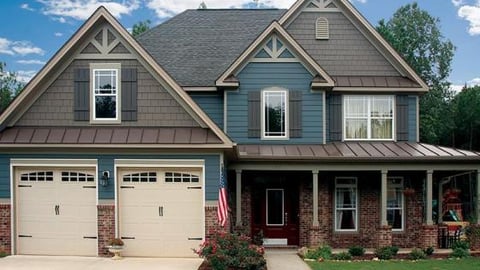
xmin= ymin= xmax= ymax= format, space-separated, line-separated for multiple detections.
xmin=236 ymin=142 xmax=480 ymax=162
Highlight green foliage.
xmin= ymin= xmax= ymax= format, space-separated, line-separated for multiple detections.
xmin=466 ymin=224 xmax=480 ymax=248
xmin=377 ymin=3 xmax=455 ymax=145
xmin=374 ymin=246 xmax=396 ymax=260
xmin=198 ymin=1 xmax=207 ymax=9
xmin=423 ymin=246 xmax=434 ymax=256
xmin=332 ymin=251 xmax=352 ymax=261
xmin=132 ymin=20 xmax=151 ymax=37
xmin=194 ymin=230 xmax=266 ymax=270
xmin=0 ymin=62 xmax=24 ymax=113
xmin=451 ymin=86 xmax=480 ymax=150
xmin=348 ymin=246 xmax=365 ymax=256
xmin=0 ymin=250 xmax=7 ymax=258
xmin=305 ymin=245 xmax=332 ymax=260
xmin=408 ymin=248 xmax=426 ymax=260
xmin=449 ymin=247 xmax=470 ymax=259
xmin=452 ymin=240 xmax=470 ymax=250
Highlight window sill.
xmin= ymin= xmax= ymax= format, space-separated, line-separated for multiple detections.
xmin=90 ymin=119 xmax=122 ymax=125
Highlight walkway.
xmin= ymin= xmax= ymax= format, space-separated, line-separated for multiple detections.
xmin=265 ymin=249 xmax=310 ymax=270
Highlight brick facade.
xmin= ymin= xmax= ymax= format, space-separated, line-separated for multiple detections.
xmin=420 ymin=225 xmax=438 ymax=249
xmin=97 ymin=205 xmax=115 ymax=257
xmin=0 ymin=204 xmax=11 ymax=254
xmin=205 ymin=205 xmax=230 ymax=238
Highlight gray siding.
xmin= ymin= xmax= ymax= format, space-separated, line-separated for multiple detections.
xmin=189 ymin=93 xmax=224 ymax=130
xmin=408 ymin=95 xmax=418 ymax=142
xmin=16 ymin=59 xmax=199 ymax=127
xmin=228 ymin=62 xmax=323 ymax=144
xmin=0 ymin=153 xmax=220 ymax=200
xmin=286 ymin=12 xmax=400 ymax=77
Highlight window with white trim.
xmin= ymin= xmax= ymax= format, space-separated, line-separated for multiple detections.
xmin=387 ymin=177 xmax=404 ymax=230
xmin=123 ymin=172 xmax=157 ymax=182
xmin=93 ymin=68 xmax=118 ymax=121
xmin=20 ymin=171 xmax=53 ymax=181
xmin=165 ymin=172 xmax=200 ymax=183
xmin=262 ymin=89 xmax=288 ymax=139
xmin=344 ymin=95 xmax=394 ymax=140
xmin=61 ymin=171 xmax=94 ymax=182
xmin=335 ymin=177 xmax=357 ymax=231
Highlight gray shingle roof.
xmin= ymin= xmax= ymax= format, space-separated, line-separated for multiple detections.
xmin=137 ymin=9 xmax=286 ymax=87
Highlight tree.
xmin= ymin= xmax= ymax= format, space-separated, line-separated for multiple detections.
xmin=0 ymin=62 xmax=24 ymax=113
xmin=451 ymin=86 xmax=480 ymax=150
xmin=198 ymin=1 xmax=207 ymax=9
xmin=132 ymin=20 xmax=151 ymax=38
xmin=377 ymin=3 xmax=455 ymax=145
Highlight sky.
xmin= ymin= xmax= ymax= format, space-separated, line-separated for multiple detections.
xmin=0 ymin=0 xmax=478 ymax=92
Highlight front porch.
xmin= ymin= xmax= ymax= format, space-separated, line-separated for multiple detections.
xmin=228 ymin=164 xmax=480 ymax=249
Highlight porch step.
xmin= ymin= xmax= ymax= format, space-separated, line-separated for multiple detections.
xmin=264 ymin=245 xmax=299 ymax=250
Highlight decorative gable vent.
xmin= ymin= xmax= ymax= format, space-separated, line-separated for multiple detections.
xmin=316 ymin=18 xmax=329 ymax=40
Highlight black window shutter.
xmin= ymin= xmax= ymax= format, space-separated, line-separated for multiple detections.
xmin=328 ymin=94 xmax=342 ymax=141
xmin=289 ymin=91 xmax=302 ymax=138
xmin=121 ymin=68 xmax=137 ymax=121
xmin=396 ymin=95 xmax=409 ymax=141
xmin=73 ymin=69 xmax=90 ymax=121
xmin=248 ymin=91 xmax=261 ymax=138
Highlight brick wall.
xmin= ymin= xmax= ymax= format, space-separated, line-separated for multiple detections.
xmin=0 ymin=204 xmax=11 ymax=254
xmin=97 ymin=205 xmax=115 ymax=257
xmin=205 ymin=205 xmax=230 ymax=238
xmin=420 ymin=225 xmax=438 ymax=249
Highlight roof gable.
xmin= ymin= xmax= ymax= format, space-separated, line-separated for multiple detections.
xmin=216 ymin=21 xmax=334 ymax=89
xmin=279 ymin=0 xmax=428 ymax=91
xmin=0 ymin=6 xmax=233 ymax=147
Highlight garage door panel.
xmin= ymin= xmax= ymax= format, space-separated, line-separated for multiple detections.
xmin=119 ymin=167 xmax=203 ymax=257
xmin=16 ymin=167 xmax=97 ymax=256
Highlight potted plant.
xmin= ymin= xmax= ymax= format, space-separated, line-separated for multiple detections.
xmin=107 ymin=238 xmax=124 ymax=260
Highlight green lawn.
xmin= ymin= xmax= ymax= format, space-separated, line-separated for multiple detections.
xmin=307 ymin=258 xmax=480 ymax=270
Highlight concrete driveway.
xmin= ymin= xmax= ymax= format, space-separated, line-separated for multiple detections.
xmin=0 ymin=255 xmax=203 ymax=270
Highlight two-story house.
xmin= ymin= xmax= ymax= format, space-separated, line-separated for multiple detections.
xmin=1 ymin=0 xmax=480 ymax=257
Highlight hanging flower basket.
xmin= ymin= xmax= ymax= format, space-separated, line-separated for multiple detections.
xmin=403 ymin=188 xmax=415 ymax=197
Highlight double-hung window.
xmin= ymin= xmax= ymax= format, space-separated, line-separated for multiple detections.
xmin=387 ymin=177 xmax=404 ymax=231
xmin=91 ymin=63 xmax=121 ymax=123
xmin=262 ymin=89 xmax=288 ymax=139
xmin=344 ymin=95 xmax=394 ymax=140
xmin=335 ymin=177 xmax=357 ymax=231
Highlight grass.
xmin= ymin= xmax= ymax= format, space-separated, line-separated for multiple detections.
xmin=307 ymin=257 xmax=480 ymax=270
xmin=0 ymin=251 xmax=8 ymax=258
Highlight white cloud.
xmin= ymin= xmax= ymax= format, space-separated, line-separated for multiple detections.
xmin=452 ymin=0 xmax=464 ymax=7
xmin=350 ymin=0 xmax=367 ymax=3
xmin=16 ymin=70 xmax=37 ymax=83
xmin=52 ymin=17 xmax=67 ymax=23
xmin=0 ymin=37 xmax=44 ymax=56
xmin=146 ymin=0 xmax=295 ymax=18
xmin=450 ymin=77 xmax=480 ymax=92
xmin=456 ymin=2 xmax=480 ymax=35
xmin=38 ymin=0 xmax=140 ymax=21
xmin=17 ymin=60 xmax=46 ymax=65
xmin=20 ymin=3 xmax=35 ymax=11
xmin=54 ymin=32 xmax=63 ymax=37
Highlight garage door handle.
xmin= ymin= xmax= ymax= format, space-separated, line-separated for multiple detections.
xmin=159 ymin=206 xmax=163 ymax=217
xmin=121 ymin=237 xmax=135 ymax=240
xmin=187 ymin=186 xmax=202 ymax=189
xmin=55 ymin=205 xmax=60 ymax=215
xmin=188 ymin=237 xmax=203 ymax=241
xmin=83 ymin=185 xmax=96 ymax=189
xmin=18 ymin=235 xmax=32 ymax=238
xmin=120 ymin=186 xmax=135 ymax=189
xmin=18 ymin=184 xmax=32 ymax=188
xmin=83 ymin=236 xmax=97 ymax=239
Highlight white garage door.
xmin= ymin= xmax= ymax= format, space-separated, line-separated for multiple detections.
xmin=118 ymin=168 xmax=203 ymax=257
xmin=16 ymin=168 xmax=97 ymax=256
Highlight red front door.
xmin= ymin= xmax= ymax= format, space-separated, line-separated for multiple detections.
xmin=251 ymin=177 xmax=299 ymax=245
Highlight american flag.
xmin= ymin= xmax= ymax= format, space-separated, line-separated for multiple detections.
xmin=217 ymin=168 xmax=228 ymax=227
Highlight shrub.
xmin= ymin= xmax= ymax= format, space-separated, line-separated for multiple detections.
xmin=450 ymin=247 xmax=470 ymax=259
xmin=252 ymin=230 xmax=264 ymax=246
xmin=408 ymin=248 xmax=426 ymax=260
xmin=423 ymin=246 xmax=434 ymax=256
xmin=194 ymin=230 xmax=266 ymax=270
xmin=333 ymin=251 xmax=352 ymax=261
xmin=390 ymin=246 xmax=399 ymax=255
xmin=0 ymin=250 xmax=7 ymax=258
xmin=305 ymin=245 xmax=332 ymax=260
xmin=452 ymin=240 xmax=469 ymax=250
xmin=108 ymin=238 xmax=124 ymax=246
xmin=348 ymin=246 xmax=365 ymax=256
xmin=374 ymin=246 xmax=394 ymax=260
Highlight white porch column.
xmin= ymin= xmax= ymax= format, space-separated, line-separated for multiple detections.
xmin=477 ymin=170 xmax=480 ymax=225
xmin=312 ymin=171 xmax=319 ymax=227
xmin=235 ymin=169 xmax=242 ymax=227
xmin=381 ymin=170 xmax=388 ymax=226
xmin=426 ymin=170 xmax=434 ymax=225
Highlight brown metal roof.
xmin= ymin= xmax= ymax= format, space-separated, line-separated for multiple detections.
xmin=0 ymin=127 xmax=223 ymax=145
xmin=237 ymin=142 xmax=480 ymax=161
xmin=333 ymin=76 xmax=420 ymax=88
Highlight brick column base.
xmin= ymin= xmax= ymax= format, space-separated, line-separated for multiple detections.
xmin=0 ymin=204 xmax=11 ymax=254
xmin=420 ymin=225 xmax=438 ymax=249
xmin=467 ymin=224 xmax=480 ymax=251
xmin=308 ymin=226 xmax=328 ymax=247
xmin=377 ymin=225 xmax=392 ymax=248
xmin=97 ymin=205 xmax=115 ymax=257
xmin=205 ymin=206 xmax=230 ymax=238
